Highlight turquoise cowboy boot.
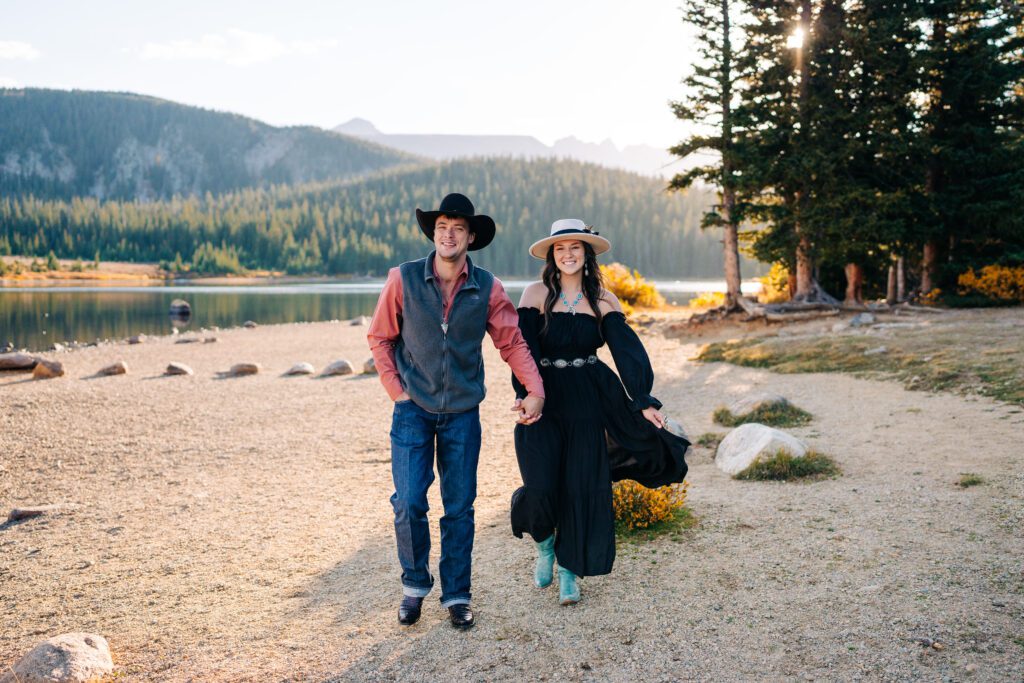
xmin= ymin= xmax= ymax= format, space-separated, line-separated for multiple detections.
xmin=558 ymin=566 xmax=580 ymax=605
xmin=534 ymin=536 xmax=555 ymax=588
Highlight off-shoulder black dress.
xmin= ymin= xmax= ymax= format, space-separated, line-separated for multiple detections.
xmin=511 ymin=308 xmax=689 ymax=577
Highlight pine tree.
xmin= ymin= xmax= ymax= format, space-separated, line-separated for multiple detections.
xmin=669 ymin=0 xmax=748 ymax=309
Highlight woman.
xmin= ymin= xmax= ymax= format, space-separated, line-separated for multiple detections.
xmin=511 ymin=219 xmax=690 ymax=605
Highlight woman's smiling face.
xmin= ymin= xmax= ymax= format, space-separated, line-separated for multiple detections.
xmin=552 ymin=240 xmax=586 ymax=276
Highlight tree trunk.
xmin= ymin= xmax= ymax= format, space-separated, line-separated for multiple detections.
xmin=886 ymin=263 xmax=897 ymax=304
xmin=844 ymin=263 xmax=864 ymax=306
xmin=897 ymin=256 xmax=906 ymax=302
xmin=921 ymin=240 xmax=938 ymax=295
xmin=721 ymin=190 xmax=742 ymax=309
xmin=793 ymin=228 xmax=815 ymax=300
xmin=719 ymin=0 xmax=742 ymax=310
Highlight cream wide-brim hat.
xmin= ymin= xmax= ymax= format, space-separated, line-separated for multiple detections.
xmin=528 ymin=219 xmax=612 ymax=260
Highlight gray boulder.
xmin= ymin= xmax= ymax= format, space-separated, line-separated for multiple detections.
xmin=243 ymin=321 xmax=257 ymax=329
xmin=0 ymin=632 xmax=113 ymax=683
xmin=285 ymin=362 xmax=315 ymax=376
xmin=97 ymin=361 xmax=128 ymax=376
xmin=227 ymin=363 xmax=260 ymax=376
xmin=0 ymin=352 xmax=37 ymax=371
xmin=164 ymin=362 xmax=193 ymax=376
xmin=726 ymin=392 xmax=791 ymax=417
xmin=321 ymin=359 xmax=355 ymax=377
xmin=350 ymin=316 xmax=370 ymax=326
xmin=849 ymin=312 xmax=876 ymax=327
xmin=32 ymin=359 xmax=65 ymax=380
xmin=127 ymin=334 xmax=146 ymax=344
xmin=715 ymin=423 xmax=808 ymax=476
xmin=362 ymin=357 xmax=377 ymax=375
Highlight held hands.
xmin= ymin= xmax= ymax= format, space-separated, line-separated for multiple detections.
xmin=512 ymin=395 xmax=545 ymax=425
xmin=642 ymin=406 xmax=666 ymax=429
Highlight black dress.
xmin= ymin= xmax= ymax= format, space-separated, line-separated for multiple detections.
xmin=510 ymin=308 xmax=690 ymax=577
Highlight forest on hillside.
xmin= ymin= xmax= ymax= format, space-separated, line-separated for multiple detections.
xmin=0 ymin=157 xmax=749 ymax=278
xmin=0 ymin=89 xmax=411 ymax=201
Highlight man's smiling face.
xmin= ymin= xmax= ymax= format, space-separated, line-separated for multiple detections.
xmin=434 ymin=215 xmax=475 ymax=262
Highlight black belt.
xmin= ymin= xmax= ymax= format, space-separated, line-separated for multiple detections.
xmin=539 ymin=355 xmax=599 ymax=369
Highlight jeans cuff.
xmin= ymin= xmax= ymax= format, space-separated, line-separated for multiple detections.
xmin=440 ymin=597 xmax=471 ymax=608
xmin=402 ymin=584 xmax=432 ymax=598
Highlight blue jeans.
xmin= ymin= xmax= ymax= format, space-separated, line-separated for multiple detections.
xmin=390 ymin=399 xmax=481 ymax=607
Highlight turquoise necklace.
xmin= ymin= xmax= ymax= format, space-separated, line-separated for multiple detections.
xmin=559 ymin=289 xmax=584 ymax=315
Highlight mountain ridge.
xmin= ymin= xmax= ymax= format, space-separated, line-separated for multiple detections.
xmin=334 ymin=118 xmax=677 ymax=178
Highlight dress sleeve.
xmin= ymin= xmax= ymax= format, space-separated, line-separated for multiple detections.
xmin=512 ymin=307 xmax=543 ymax=400
xmin=601 ymin=311 xmax=663 ymax=411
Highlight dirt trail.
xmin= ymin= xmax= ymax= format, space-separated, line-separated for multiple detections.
xmin=1 ymin=316 xmax=1021 ymax=681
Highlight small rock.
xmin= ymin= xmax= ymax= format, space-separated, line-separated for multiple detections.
xmin=32 ymin=359 xmax=65 ymax=380
xmin=0 ymin=352 xmax=38 ymax=371
xmin=350 ymin=316 xmax=370 ymax=326
xmin=362 ymin=357 xmax=377 ymax=375
xmin=97 ymin=361 xmax=128 ymax=376
xmin=932 ymin=641 xmax=945 ymax=651
xmin=849 ymin=312 xmax=876 ymax=327
xmin=0 ymin=632 xmax=113 ymax=683
xmin=726 ymin=392 xmax=790 ymax=417
xmin=174 ymin=338 xmax=200 ymax=344
xmin=965 ymin=663 xmax=978 ymax=674
xmin=203 ymin=337 xmax=219 ymax=344
xmin=715 ymin=423 xmax=808 ymax=476
xmin=991 ymin=598 xmax=1006 ymax=607
xmin=243 ymin=321 xmax=257 ymax=329
xmin=321 ymin=359 xmax=355 ymax=377
xmin=8 ymin=505 xmax=63 ymax=522
xmin=863 ymin=346 xmax=888 ymax=356
xmin=50 ymin=342 xmax=65 ymax=352
xmin=228 ymin=363 xmax=260 ymax=377
xmin=164 ymin=362 xmax=193 ymax=376
xmin=1 ymin=341 xmax=13 ymax=353
xmin=831 ymin=322 xmax=850 ymax=333
xmin=128 ymin=334 xmax=146 ymax=344
xmin=285 ymin=362 xmax=315 ymax=376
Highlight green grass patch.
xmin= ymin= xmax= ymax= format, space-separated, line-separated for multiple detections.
xmin=734 ymin=449 xmax=840 ymax=481
xmin=697 ymin=323 xmax=1024 ymax=406
xmin=696 ymin=432 xmax=725 ymax=449
xmin=616 ymin=506 xmax=698 ymax=542
xmin=713 ymin=402 xmax=812 ymax=428
xmin=957 ymin=473 xmax=984 ymax=488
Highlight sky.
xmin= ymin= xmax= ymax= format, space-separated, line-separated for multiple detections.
xmin=0 ymin=0 xmax=700 ymax=149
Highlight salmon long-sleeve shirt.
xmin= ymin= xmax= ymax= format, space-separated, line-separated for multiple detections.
xmin=367 ymin=261 xmax=545 ymax=403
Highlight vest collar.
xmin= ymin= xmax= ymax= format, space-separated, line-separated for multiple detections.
xmin=424 ymin=251 xmax=481 ymax=291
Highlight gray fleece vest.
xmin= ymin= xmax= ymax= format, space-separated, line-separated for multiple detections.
xmin=395 ymin=252 xmax=495 ymax=413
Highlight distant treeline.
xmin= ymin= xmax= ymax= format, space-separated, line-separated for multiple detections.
xmin=0 ymin=157 xmax=754 ymax=278
xmin=0 ymin=89 xmax=411 ymax=201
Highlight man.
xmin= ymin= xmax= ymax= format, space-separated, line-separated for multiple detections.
xmin=367 ymin=192 xmax=545 ymax=629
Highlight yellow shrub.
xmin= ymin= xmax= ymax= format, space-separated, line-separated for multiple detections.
xmin=757 ymin=262 xmax=790 ymax=303
xmin=600 ymin=262 xmax=665 ymax=308
xmin=689 ymin=291 xmax=726 ymax=309
xmin=612 ymin=480 xmax=689 ymax=531
xmin=957 ymin=265 xmax=1024 ymax=302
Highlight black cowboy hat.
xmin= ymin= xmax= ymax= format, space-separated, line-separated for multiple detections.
xmin=415 ymin=193 xmax=496 ymax=251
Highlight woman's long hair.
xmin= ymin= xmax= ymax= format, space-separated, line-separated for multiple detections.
xmin=540 ymin=241 xmax=604 ymax=337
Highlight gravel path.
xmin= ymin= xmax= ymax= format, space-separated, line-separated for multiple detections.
xmin=1 ymin=316 xmax=1021 ymax=681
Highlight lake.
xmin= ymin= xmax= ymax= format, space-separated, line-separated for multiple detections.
xmin=0 ymin=279 xmax=761 ymax=351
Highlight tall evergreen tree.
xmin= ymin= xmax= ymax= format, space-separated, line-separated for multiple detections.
xmin=918 ymin=0 xmax=1024 ymax=294
xmin=669 ymin=0 xmax=748 ymax=309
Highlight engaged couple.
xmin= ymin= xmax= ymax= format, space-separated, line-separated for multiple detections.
xmin=367 ymin=192 xmax=689 ymax=630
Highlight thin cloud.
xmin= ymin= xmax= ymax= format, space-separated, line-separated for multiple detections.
xmin=140 ymin=28 xmax=336 ymax=66
xmin=0 ymin=41 xmax=41 ymax=60
xmin=0 ymin=76 xmax=22 ymax=88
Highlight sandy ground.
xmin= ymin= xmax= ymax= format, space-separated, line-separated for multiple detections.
xmin=1 ymin=314 xmax=1022 ymax=682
